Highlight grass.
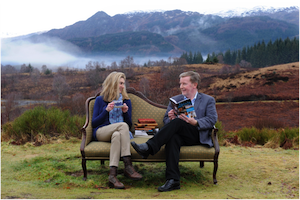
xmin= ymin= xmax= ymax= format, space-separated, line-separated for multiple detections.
xmin=1 ymin=138 xmax=299 ymax=199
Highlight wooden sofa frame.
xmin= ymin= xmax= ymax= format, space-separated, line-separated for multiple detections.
xmin=80 ymin=87 xmax=220 ymax=184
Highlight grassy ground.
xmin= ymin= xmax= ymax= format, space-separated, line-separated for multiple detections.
xmin=1 ymin=138 xmax=299 ymax=199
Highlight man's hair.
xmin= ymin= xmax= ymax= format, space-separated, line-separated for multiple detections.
xmin=179 ymin=71 xmax=201 ymax=88
xmin=100 ymin=71 xmax=129 ymax=102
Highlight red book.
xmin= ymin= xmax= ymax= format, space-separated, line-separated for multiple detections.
xmin=138 ymin=118 xmax=156 ymax=124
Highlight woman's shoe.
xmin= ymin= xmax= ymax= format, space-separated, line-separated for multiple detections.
xmin=123 ymin=156 xmax=143 ymax=180
xmin=109 ymin=166 xmax=125 ymax=189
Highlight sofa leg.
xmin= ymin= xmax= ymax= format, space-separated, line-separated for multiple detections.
xmin=82 ymin=158 xmax=87 ymax=181
xmin=200 ymin=161 xmax=204 ymax=168
xmin=213 ymin=160 xmax=218 ymax=184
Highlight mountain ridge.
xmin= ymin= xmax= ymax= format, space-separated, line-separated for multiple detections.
xmin=3 ymin=6 xmax=299 ymax=57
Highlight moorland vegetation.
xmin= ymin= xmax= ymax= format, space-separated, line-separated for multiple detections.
xmin=1 ymin=60 xmax=298 ymax=149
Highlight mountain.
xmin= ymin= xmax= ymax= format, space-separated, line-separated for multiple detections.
xmin=14 ymin=7 xmax=300 ymax=56
xmin=215 ymin=6 xmax=298 ymax=21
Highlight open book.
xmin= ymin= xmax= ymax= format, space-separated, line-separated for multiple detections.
xmin=169 ymin=98 xmax=197 ymax=118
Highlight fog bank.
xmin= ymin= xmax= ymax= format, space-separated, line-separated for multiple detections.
xmin=1 ymin=36 xmax=175 ymax=70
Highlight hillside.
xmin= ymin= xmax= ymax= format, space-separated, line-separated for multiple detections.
xmin=1 ymin=62 xmax=298 ymax=132
xmin=39 ymin=8 xmax=299 ymax=55
xmin=68 ymin=31 xmax=176 ymax=55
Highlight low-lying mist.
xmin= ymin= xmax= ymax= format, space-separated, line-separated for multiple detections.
xmin=1 ymin=35 xmax=175 ymax=71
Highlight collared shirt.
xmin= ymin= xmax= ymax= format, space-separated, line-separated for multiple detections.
xmin=184 ymin=93 xmax=198 ymax=106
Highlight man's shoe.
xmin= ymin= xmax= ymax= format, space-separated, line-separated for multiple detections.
xmin=158 ymin=179 xmax=180 ymax=192
xmin=130 ymin=141 xmax=150 ymax=159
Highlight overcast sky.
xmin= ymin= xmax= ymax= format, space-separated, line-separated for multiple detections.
xmin=0 ymin=0 xmax=299 ymax=38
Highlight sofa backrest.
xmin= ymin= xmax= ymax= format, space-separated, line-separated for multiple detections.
xmin=84 ymin=88 xmax=167 ymax=146
xmin=128 ymin=93 xmax=167 ymax=133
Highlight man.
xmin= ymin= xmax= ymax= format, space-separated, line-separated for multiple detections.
xmin=131 ymin=71 xmax=218 ymax=192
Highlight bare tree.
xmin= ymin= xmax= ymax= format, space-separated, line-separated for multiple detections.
xmin=239 ymin=60 xmax=252 ymax=68
xmin=41 ymin=65 xmax=47 ymax=73
xmin=139 ymin=77 xmax=150 ymax=96
xmin=2 ymin=92 xmax=22 ymax=123
xmin=31 ymin=68 xmax=41 ymax=86
xmin=120 ymin=56 xmax=134 ymax=68
xmin=71 ymin=93 xmax=86 ymax=115
xmin=85 ymin=61 xmax=107 ymax=89
xmin=110 ymin=61 xmax=118 ymax=69
xmin=1 ymin=65 xmax=18 ymax=90
xmin=1 ymin=65 xmax=17 ymax=74
xmin=52 ymin=75 xmax=70 ymax=105
xmin=219 ymin=65 xmax=230 ymax=74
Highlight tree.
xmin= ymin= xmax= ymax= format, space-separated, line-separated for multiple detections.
xmin=223 ymin=50 xmax=231 ymax=64
xmin=139 ymin=77 xmax=150 ymax=97
xmin=212 ymin=56 xmax=219 ymax=63
xmin=2 ymin=92 xmax=22 ymax=123
xmin=31 ymin=68 xmax=41 ymax=86
xmin=120 ymin=56 xmax=135 ymax=68
xmin=205 ymin=54 xmax=211 ymax=63
xmin=52 ymin=75 xmax=70 ymax=105
xmin=110 ymin=61 xmax=118 ymax=69
xmin=71 ymin=93 xmax=86 ymax=115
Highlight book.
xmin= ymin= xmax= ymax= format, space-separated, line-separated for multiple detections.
xmin=138 ymin=118 xmax=156 ymax=123
xmin=169 ymin=98 xmax=197 ymax=118
xmin=134 ymin=119 xmax=158 ymax=136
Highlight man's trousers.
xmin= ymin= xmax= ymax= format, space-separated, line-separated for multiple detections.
xmin=146 ymin=118 xmax=201 ymax=181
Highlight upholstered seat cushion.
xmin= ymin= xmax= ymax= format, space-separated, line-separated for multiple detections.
xmin=84 ymin=137 xmax=215 ymax=161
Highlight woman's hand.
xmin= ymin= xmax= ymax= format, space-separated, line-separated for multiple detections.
xmin=122 ymin=103 xmax=128 ymax=113
xmin=106 ymin=102 xmax=115 ymax=112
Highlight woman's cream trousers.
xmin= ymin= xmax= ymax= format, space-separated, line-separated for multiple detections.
xmin=96 ymin=122 xmax=131 ymax=167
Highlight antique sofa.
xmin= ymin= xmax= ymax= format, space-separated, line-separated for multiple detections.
xmin=80 ymin=87 xmax=220 ymax=184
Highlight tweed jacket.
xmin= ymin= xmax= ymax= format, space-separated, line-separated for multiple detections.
xmin=163 ymin=93 xmax=218 ymax=147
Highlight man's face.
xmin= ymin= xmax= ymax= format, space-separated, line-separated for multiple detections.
xmin=180 ymin=76 xmax=197 ymax=98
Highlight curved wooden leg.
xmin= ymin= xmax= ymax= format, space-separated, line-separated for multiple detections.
xmin=213 ymin=160 xmax=218 ymax=184
xmin=81 ymin=151 xmax=87 ymax=181
xmin=82 ymin=158 xmax=87 ymax=181
xmin=200 ymin=161 xmax=204 ymax=168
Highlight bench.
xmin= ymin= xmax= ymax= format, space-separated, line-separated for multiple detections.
xmin=80 ymin=87 xmax=220 ymax=184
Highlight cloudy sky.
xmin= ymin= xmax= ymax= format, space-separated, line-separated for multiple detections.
xmin=0 ymin=0 xmax=299 ymax=38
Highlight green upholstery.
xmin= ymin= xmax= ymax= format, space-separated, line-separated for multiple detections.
xmin=84 ymin=137 xmax=215 ymax=161
xmin=128 ymin=93 xmax=166 ymax=133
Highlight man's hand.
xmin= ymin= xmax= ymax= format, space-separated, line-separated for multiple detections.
xmin=168 ymin=109 xmax=177 ymax=120
xmin=178 ymin=114 xmax=198 ymax=126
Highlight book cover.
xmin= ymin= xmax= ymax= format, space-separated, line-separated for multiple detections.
xmin=169 ymin=98 xmax=197 ymax=118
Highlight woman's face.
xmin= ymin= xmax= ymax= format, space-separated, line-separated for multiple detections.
xmin=119 ymin=78 xmax=125 ymax=93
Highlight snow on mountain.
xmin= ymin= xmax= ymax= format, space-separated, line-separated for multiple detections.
xmin=212 ymin=6 xmax=299 ymax=18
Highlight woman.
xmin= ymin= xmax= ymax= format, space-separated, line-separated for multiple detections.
xmin=92 ymin=71 xmax=142 ymax=189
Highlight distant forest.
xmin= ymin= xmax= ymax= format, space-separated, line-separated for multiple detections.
xmin=181 ymin=37 xmax=299 ymax=68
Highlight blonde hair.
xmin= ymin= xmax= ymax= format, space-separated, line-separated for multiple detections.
xmin=100 ymin=71 xmax=129 ymax=102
